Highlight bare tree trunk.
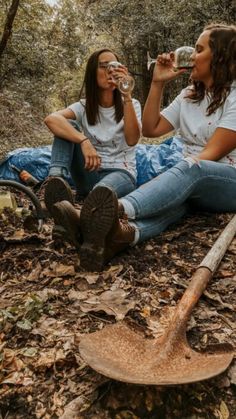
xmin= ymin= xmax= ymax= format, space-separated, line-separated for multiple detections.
xmin=0 ymin=0 xmax=20 ymax=59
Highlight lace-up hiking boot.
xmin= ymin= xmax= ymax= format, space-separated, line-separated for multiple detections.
xmin=51 ymin=200 xmax=82 ymax=248
xmin=118 ymin=201 xmax=127 ymax=219
xmin=44 ymin=177 xmax=74 ymax=217
xmin=80 ymin=186 xmax=135 ymax=271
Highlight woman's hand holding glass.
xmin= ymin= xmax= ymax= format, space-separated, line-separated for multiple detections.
xmin=151 ymin=53 xmax=187 ymax=83
xmin=106 ymin=61 xmax=135 ymax=95
xmin=148 ymin=47 xmax=194 ymax=83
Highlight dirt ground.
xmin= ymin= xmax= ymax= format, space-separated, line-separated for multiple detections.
xmin=0 ymin=183 xmax=235 ymax=418
xmin=0 ymin=125 xmax=236 ymax=418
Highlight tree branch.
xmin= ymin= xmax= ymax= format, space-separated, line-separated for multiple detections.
xmin=0 ymin=0 xmax=21 ymax=59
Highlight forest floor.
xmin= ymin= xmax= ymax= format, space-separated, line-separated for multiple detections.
xmin=0 ymin=127 xmax=236 ymax=418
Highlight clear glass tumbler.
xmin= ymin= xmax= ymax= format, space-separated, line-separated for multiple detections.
xmin=106 ymin=61 xmax=135 ymax=94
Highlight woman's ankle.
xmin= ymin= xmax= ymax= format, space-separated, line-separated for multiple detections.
xmin=119 ymin=198 xmax=136 ymax=219
xmin=48 ymin=167 xmax=69 ymax=178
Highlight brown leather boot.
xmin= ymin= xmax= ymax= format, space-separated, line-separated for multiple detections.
xmin=51 ymin=200 xmax=82 ymax=248
xmin=80 ymin=186 xmax=135 ymax=271
xmin=104 ymin=218 xmax=135 ymax=262
xmin=118 ymin=201 xmax=127 ymax=219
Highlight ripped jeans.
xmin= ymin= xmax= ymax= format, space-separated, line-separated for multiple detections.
xmin=49 ymin=120 xmax=136 ymax=198
xmin=120 ymin=159 xmax=236 ymax=243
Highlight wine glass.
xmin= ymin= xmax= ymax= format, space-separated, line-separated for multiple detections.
xmin=147 ymin=51 xmax=157 ymax=70
xmin=106 ymin=61 xmax=135 ymax=94
xmin=174 ymin=46 xmax=194 ymax=69
xmin=147 ymin=46 xmax=194 ymax=71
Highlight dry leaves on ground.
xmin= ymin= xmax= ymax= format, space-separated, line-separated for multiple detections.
xmin=0 ymin=205 xmax=235 ymax=418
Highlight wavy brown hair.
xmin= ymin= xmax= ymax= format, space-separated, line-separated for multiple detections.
xmin=79 ymin=48 xmax=123 ymax=125
xmin=187 ymin=23 xmax=236 ymax=115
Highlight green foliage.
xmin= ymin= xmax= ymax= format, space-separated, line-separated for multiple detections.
xmin=0 ymin=0 xmax=89 ymax=109
xmin=0 ymin=0 xmax=235 ymax=117
xmin=85 ymin=0 xmax=236 ymax=104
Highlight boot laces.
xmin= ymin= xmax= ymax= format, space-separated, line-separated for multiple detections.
xmin=120 ymin=218 xmax=134 ymax=233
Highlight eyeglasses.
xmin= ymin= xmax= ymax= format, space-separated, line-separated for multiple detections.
xmin=98 ymin=61 xmax=110 ymax=69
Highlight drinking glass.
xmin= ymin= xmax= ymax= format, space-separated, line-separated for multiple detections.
xmin=106 ymin=61 xmax=135 ymax=94
xmin=147 ymin=46 xmax=194 ymax=70
xmin=147 ymin=51 xmax=157 ymax=70
xmin=174 ymin=46 xmax=194 ymax=69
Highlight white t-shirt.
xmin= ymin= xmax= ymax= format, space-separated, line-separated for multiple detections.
xmin=69 ymin=99 xmax=142 ymax=179
xmin=161 ymin=82 xmax=236 ymax=167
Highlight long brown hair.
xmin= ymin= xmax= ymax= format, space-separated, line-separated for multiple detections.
xmin=79 ymin=48 xmax=124 ymax=125
xmin=187 ymin=23 xmax=236 ymax=115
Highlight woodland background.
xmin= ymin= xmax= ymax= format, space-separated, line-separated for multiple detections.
xmin=0 ymin=1 xmax=236 ymax=418
xmin=0 ymin=0 xmax=236 ymax=155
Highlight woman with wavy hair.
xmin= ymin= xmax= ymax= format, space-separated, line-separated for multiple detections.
xmin=52 ymin=23 xmax=236 ymax=271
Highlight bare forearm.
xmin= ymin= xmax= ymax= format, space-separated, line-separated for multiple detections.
xmin=197 ymin=147 xmax=232 ymax=161
xmin=197 ymin=148 xmax=223 ymax=161
xmin=44 ymin=114 xmax=86 ymax=144
xmin=196 ymin=128 xmax=236 ymax=161
xmin=142 ymin=81 xmax=165 ymax=136
xmin=123 ymin=99 xmax=141 ymax=145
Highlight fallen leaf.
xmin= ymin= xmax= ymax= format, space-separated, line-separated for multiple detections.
xmin=217 ymin=270 xmax=234 ymax=278
xmin=17 ymin=319 xmax=32 ymax=331
xmin=68 ymin=289 xmax=89 ymax=301
xmin=145 ymin=244 xmax=154 ymax=251
xmin=60 ymin=395 xmax=96 ymax=418
xmin=35 ymin=288 xmax=59 ymax=302
xmin=204 ymin=290 xmax=235 ymax=310
xmin=1 ymin=371 xmax=33 ymax=385
xmin=219 ymin=400 xmax=229 ymax=419
xmin=35 ymin=348 xmax=66 ymax=369
xmin=80 ymin=289 xmax=136 ymax=321
xmin=21 ymin=347 xmax=38 ymax=357
xmin=146 ymin=306 xmax=176 ymax=338
xmin=27 ymin=263 xmax=42 ymax=281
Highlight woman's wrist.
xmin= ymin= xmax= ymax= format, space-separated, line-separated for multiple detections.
xmin=151 ymin=80 xmax=166 ymax=87
xmin=123 ymin=96 xmax=133 ymax=104
xmin=79 ymin=137 xmax=90 ymax=145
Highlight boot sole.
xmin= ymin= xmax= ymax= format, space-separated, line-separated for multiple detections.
xmin=80 ymin=186 xmax=117 ymax=271
xmin=44 ymin=177 xmax=74 ymax=217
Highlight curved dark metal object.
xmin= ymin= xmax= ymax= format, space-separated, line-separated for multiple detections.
xmin=0 ymin=180 xmax=45 ymax=230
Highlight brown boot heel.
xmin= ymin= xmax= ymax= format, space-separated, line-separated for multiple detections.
xmin=44 ymin=177 xmax=74 ymax=217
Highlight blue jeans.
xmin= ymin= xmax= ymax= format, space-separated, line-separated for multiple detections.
xmin=49 ymin=120 xmax=136 ymax=198
xmin=120 ymin=159 xmax=236 ymax=243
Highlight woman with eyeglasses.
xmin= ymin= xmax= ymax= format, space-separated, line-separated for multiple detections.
xmin=44 ymin=49 xmax=141 ymax=226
